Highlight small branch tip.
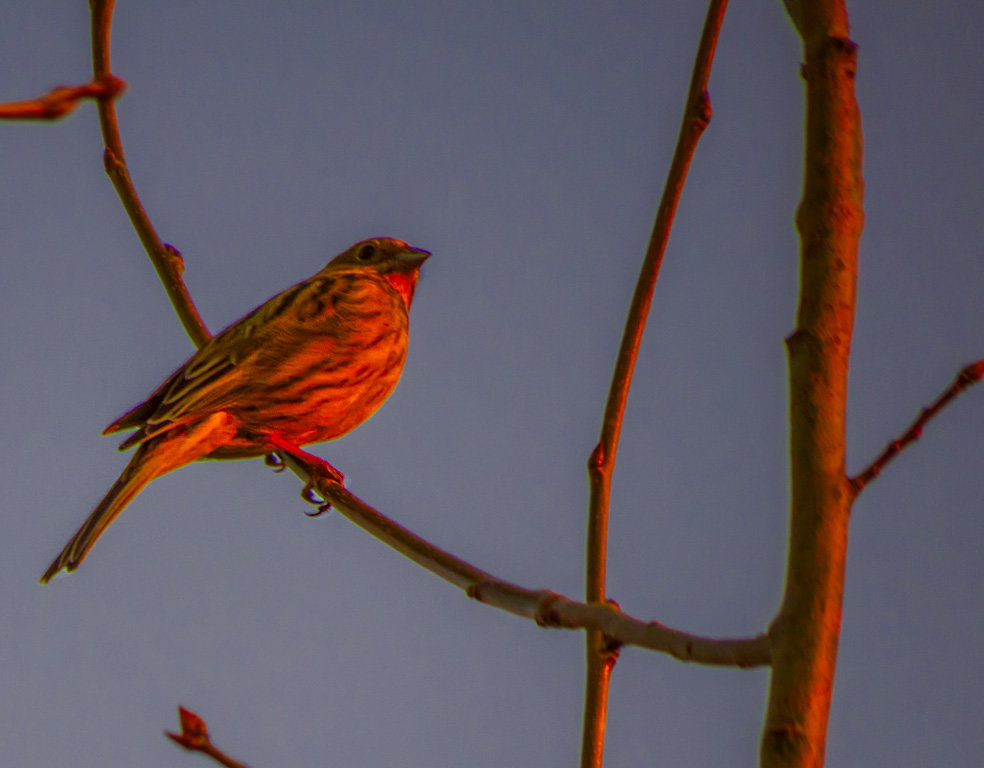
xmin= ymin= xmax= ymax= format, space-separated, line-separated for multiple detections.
xmin=852 ymin=359 xmax=984 ymax=495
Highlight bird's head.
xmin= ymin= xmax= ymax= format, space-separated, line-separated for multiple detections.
xmin=327 ymin=237 xmax=431 ymax=307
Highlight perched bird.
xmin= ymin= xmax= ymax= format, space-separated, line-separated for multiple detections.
xmin=41 ymin=237 xmax=430 ymax=583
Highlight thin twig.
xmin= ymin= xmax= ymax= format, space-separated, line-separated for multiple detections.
xmin=583 ymin=1 xmax=730 ymax=765
xmin=89 ymin=0 xmax=211 ymax=348
xmin=165 ymin=706 xmax=250 ymax=768
xmin=0 ymin=76 xmax=125 ymax=120
xmin=276 ymin=450 xmax=770 ymax=666
xmin=850 ymin=359 xmax=984 ymax=495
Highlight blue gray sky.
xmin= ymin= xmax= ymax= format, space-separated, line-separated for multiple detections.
xmin=1 ymin=2 xmax=981 ymax=766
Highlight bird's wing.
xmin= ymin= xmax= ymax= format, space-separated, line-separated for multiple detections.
xmin=105 ymin=277 xmax=339 ymax=448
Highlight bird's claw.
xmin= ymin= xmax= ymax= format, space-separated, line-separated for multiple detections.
xmin=305 ymin=503 xmax=333 ymax=517
xmin=300 ymin=482 xmax=333 ymax=516
xmin=264 ymin=453 xmax=286 ymax=473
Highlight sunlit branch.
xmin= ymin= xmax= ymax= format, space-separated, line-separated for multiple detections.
xmin=89 ymin=0 xmax=211 ymax=347
xmin=274 ymin=449 xmax=770 ymax=667
xmin=165 ymin=706 xmax=250 ymax=768
xmin=583 ymin=0 xmax=730 ymax=765
xmin=850 ymin=359 xmax=984 ymax=495
xmin=0 ymin=76 xmax=124 ymax=120
xmin=762 ymin=2 xmax=863 ymax=766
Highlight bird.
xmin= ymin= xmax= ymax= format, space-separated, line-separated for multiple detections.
xmin=40 ymin=237 xmax=430 ymax=583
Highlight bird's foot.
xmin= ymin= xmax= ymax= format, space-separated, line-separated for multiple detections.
xmin=300 ymin=482 xmax=333 ymax=516
xmin=264 ymin=453 xmax=286 ymax=472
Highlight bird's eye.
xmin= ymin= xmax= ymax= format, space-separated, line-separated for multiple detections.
xmin=356 ymin=244 xmax=377 ymax=261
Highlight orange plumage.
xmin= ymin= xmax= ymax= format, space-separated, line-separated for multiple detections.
xmin=41 ymin=237 xmax=429 ymax=583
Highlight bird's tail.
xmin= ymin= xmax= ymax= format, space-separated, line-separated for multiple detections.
xmin=40 ymin=445 xmax=159 ymax=584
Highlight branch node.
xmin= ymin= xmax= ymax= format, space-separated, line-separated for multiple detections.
xmin=464 ymin=580 xmax=486 ymax=601
xmin=163 ymin=243 xmax=186 ymax=274
xmin=599 ymin=634 xmax=623 ymax=661
xmin=95 ymin=73 xmax=127 ymax=101
xmin=783 ymin=327 xmax=814 ymax=353
xmin=828 ymin=35 xmax=858 ymax=57
xmin=533 ymin=592 xmax=568 ymax=627
xmin=102 ymin=146 xmax=124 ymax=177
xmin=588 ymin=441 xmax=604 ymax=469
xmin=761 ymin=722 xmax=811 ymax=760
xmin=692 ymin=89 xmax=712 ymax=132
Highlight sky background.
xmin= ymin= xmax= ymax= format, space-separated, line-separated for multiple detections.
xmin=1 ymin=1 xmax=981 ymax=766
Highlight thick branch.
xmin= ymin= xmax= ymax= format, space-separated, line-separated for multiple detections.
xmin=850 ymin=359 xmax=984 ymax=495
xmin=89 ymin=0 xmax=210 ymax=347
xmin=274 ymin=449 xmax=769 ymax=667
xmin=0 ymin=76 xmax=125 ymax=120
xmin=762 ymin=3 xmax=862 ymax=767
xmin=583 ymin=1 xmax=729 ymax=764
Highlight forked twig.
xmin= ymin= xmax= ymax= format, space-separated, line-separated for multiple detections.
xmin=165 ymin=707 xmax=250 ymax=768
xmin=582 ymin=1 xmax=729 ymax=765
xmin=850 ymin=359 xmax=984 ymax=495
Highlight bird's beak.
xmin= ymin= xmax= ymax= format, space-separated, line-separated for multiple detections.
xmin=397 ymin=246 xmax=431 ymax=265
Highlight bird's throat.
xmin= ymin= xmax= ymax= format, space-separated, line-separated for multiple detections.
xmin=384 ymin=271 xmax=419 ymax=308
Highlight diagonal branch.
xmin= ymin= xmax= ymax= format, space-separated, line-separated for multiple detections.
xmin=850 ymin=359 xmax=984 ymax=495
xmin=89 ymin=0 xmax=211 ymax=348
xmin=274 ymin=450 xmax=770 ymax=667
xmin=583 ymin=0 xmax=730 ymax=764
xmin=0 ymin=76 xmax=125 ymax=120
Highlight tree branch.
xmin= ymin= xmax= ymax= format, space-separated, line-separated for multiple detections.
xmin=583 ymin=0 xmax=729 ymax=764
xmin=89 ymin=0 xmax=211 ymax=348
xmin=273 ymin=449 xmax=770 ymax=667
xmin=850 ymin=359 xmax=984 ymax=495
xmin=762 ymin=2 xmax=862 ymax=766
xmin=0 ymin=76 xmax=125 ymax=120
xmin=165 ymin=706 xmax=250 ymax=768
xmin=75 ymin=4 xmax=774 ymax=766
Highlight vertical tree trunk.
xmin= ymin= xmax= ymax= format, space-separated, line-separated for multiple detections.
xmin=761 ymin=1 xmax=864 ymax=766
